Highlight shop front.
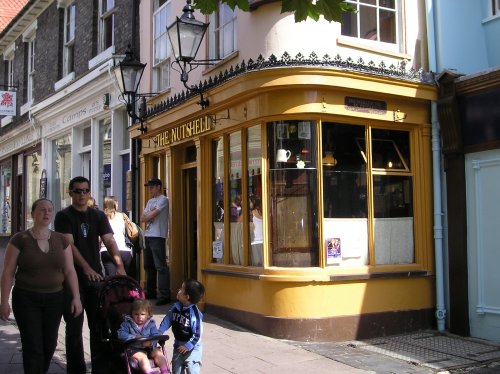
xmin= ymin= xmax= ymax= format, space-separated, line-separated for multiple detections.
xmin=135 ymin=61 xmax=437 ymax=341
xmin=0 ymin=122 xmax=43 ymax=241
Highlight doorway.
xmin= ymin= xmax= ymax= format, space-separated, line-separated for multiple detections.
xmin=181 ymin=165 xmax=197 ymax=280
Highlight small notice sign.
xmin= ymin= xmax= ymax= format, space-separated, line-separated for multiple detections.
xmin=326 ymin=237 xmax=341 ymax=265
xmin=0 ymin=91 xmax=16 ymax=116
xmin=212 ymin=241 xmax=223 ymax=259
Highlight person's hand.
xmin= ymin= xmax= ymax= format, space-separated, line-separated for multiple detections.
xmin=115 ymin=265 xmax=126 ymax=276
xmin=83 ymin=267 xmax=103 ymax=282
xmin=177 ymin=345 xmax=189 ymax=354
xmin=0 ymin=302 xmax=11 ymax=321
xmin=71 ymin=297 xmax=83 ymax=317
xmin=142 ymin=340 xmax=152 ymax=348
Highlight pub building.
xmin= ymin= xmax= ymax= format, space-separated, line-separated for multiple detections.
xmin=132 ymin=55 xmax=437 ymax=341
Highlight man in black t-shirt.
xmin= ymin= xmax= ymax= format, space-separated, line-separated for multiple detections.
xmin=55 ymin=176 xmax=125 ymax=374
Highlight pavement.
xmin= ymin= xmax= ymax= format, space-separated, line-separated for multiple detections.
xmin=2 ymin=237 xmax=500 ymax=373
xmin=2 ymin=302 xmax=500 ymax=374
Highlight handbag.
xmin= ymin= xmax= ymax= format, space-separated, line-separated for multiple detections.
xmin=122 ymin=213 xmax=139 ymax=241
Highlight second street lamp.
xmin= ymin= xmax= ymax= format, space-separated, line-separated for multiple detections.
xmin=167 ymin=0 xmax=210 ymax=109
xmin=114 ymin=46 xmax=148 ymax=133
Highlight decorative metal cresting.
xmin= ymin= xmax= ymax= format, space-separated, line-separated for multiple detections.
xmin=167 ymin=0 xmax=218 ymax=109
xmin=114 ymin=46 xmax=149 ymax=133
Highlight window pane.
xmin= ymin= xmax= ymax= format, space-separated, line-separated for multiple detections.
xmin=229 ymin=132 xmax=243 ymax=264
xmin=0 ymin=163 xmax=12 ymax=235
xmin=99 ymin=119 xmax=112 ymax=202
xmin=268 ymin=121 xmax=318 ymax=267
xmin=372 ymin=128 xmax=414 ymax=265
xmin=212 ymin=137 xmax=225 ymax=263
xmin=373 ymin=175 xmax=414 ymax=264
xmin=25 ymin=151 xmax=42 ymax=229
xmin=380 ymin=9 xmax=396 ymax=43
xmin=360 ymin=4 xmax=377 ymax=40
xmin=322 ymin=123 xmax=368 ymax=267
xmin=83 ymin=126 xmax=91 ymax=146
xmin=322 ymin=123 xmax=367 ymax=218
xmin=247 ymin=125 xmax=262 ymax=266
xmin=372 ymin=129 xmax=410 ymax=170
xmin=52 ymin=134 xmax=72 ymax=211
xmin=341 ymin=11 xmax=358 ymax=37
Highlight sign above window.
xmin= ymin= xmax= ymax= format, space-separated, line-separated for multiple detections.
xmin=0 ymin=91 xmax=16 ymax=116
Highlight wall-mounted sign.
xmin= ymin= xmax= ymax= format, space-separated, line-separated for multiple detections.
xmin=153 ymin=116 xmax=213 ymax=147
xmin=345 ymin=96 xmax=387 ymax=115
xmin=0 ymin=91 xmax=16 ymax=116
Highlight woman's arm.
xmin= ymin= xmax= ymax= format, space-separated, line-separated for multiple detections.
xmin=0 ymin=244 xmax=20 ymax=320
xmin=63 ymin=245 xmax=83 ymax=317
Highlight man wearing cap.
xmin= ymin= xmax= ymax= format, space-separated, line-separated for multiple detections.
xmin=140 ymin=177 xmax=171 ymax=306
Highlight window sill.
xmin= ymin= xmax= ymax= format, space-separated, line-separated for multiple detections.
xmin=54 ymin=72 xmax=75 ymax=91
xmin=337 ymin=36 xmax=411 ymax=60
xmin=202 ymin=266 xmax=429 ymax=282
xmin=1 ymin=116 xmax=13 ymax=127
xmin=89 ymin=46 xmax=115 ymax=70
xmin=202 ymin=51 xmax=240 ymax=76
xmin=482 ymin=14 xmax=500 ymax=24
xmin=20 ymin=101 xmax=32 ymax=115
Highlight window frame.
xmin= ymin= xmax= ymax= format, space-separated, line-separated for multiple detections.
xmin=63 ymin=2 xmax=76 ymax=76
xmin=26 ymin=37 xmax=36 ymax=104
xmin=153 ymin=0 xmax=172 ymax=93
xmin=341 ymin=0 xmax=402 ymax=52
xmin=211 ymin=125 xmax=263 ymax=266
xmin=99 ymin=0 xmax=115 ymax=52
xmin=491 ymin=0 xmax=500 ymax=16
xmin=208 ymin=1 xmax=238 ymax=60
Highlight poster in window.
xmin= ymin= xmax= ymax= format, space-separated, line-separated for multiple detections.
xmin=326 ymin=237 xmax=341 ymax=265
xmin=212 ymin=241 xmax=223 ymax=259
xmin=298 ymin=121 xmax=311 ymax=139
xmin=277 ymin=123 xmax=289 ymax=139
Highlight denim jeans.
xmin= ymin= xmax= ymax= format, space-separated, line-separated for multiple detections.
xmin=63 ymin=283 xmax=109 ymax=374
xmin=143 ymin=237 xmax=170 ymax=300
xmin=12 ymin=287 xmax=64 ymax=374
xmin=171 ymin=345 xmax=202 ymax=374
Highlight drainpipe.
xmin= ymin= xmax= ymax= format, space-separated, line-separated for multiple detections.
xmin=425 ymin=0 xmax=446 ymax=332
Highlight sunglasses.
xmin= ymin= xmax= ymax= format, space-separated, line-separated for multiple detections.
xmin=72 ymin=188 xmax=90 ymax=194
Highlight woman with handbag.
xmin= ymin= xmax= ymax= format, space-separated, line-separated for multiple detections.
xmin=100 ymin=196 xmax=135 ymax=276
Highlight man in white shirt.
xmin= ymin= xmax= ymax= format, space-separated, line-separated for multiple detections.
xmin=140 ymin=178 xmax=171 ymax=306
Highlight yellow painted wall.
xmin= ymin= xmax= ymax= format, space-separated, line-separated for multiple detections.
xmin=204 ymin=274 xmax=434 ymax=318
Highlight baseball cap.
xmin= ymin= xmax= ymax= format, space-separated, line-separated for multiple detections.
xmin=144 ymin=177 xmax=162 ymax=187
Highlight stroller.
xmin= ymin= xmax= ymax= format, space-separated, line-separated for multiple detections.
xmin=97 ymin=275 xmax=170 ymax=373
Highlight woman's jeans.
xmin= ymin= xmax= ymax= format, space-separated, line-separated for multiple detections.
xmin=143 ymin=237 xmax=170 ymax=300
xmin=12 ymin=287 xmax=64 ymax=374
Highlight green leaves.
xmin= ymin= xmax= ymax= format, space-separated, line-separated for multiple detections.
xmin=193 ymin=0 xmax=354 ymax=23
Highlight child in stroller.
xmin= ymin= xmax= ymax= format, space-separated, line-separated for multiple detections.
xmin=97 ymin=275 xmax=170 ymax=373
xmin=118 ymin=299 xmax=170 ymax=373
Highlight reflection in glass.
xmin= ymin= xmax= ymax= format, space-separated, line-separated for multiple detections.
xmin=229 ymin=132 xmax=243 ymax=264
xmin=99 ymin=118 xmax=112 ymax=203
xmin=52 ymin=134 xmax=72 ymax=212
xmin=322 ymin=123 xmax=369 ymax=267
xmin=0 ymin=163 xmax=12 ymax=234
xmin=247 ymin=125 xmax=262 ymax=266
xmin=25 ymin=151 xmax=42 ymax=229
xmin=268 ymin=121 xmax=318 ymax=267
xmin=372 ymin=128 xmax=414 ymax=265
xmin=212 ymin=137 xmax=224 ymax=263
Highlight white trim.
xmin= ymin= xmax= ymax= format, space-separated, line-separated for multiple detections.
xmin=88 ymin=46 xmax=115 ymax=70
xmin=1 ymin=116 xmax=13 ymax=127
xmin=21 ymin=101 xmax=33 ymax=115
xmin=54 ymin=72 xmax=76 ymax=91
xmin=472 ymin=157 xmax=500 ymax=316
xmin=3 ymin=43 xmax=15 ymax=59
xmin=22 ymin=21 xmax=38 ymax=42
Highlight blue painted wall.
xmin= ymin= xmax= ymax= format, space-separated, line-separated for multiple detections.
xmin=433 ymin=0 xmax=500 ymax=74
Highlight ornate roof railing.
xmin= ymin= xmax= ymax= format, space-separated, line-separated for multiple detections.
xmin=144 ymin=51 xmax=436 ymax=120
